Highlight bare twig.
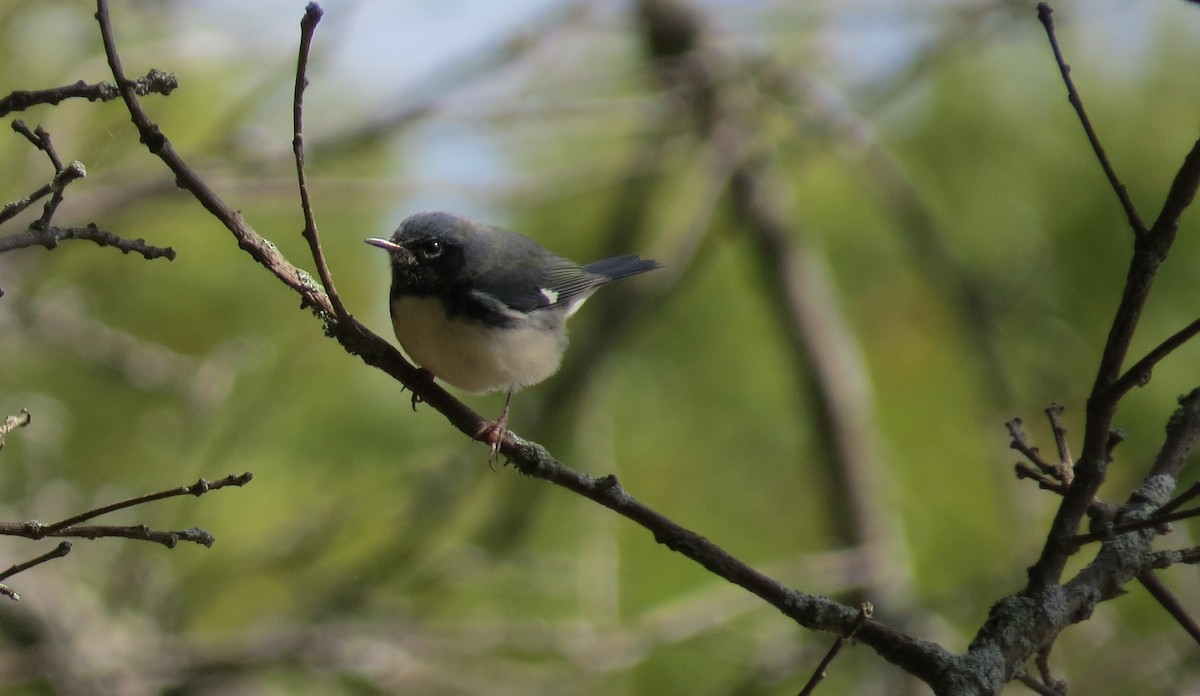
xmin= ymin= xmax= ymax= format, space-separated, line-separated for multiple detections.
xmin=1006 ymin=417 xmax=1056 ymax=476
xmin=1148 ymin=547 xmax=1200 ymax=568
xmin=1036 ymin=3 xmax=1145 ymax=237
xmin=1044 ymin=404 xmax=1073 ymax=483
xmin=1071 ymin=505 xmax=1200 ymax=546
xmin=1108 ymin=316 xmax=1200 ymax=401
xmin=33 ymin=472 xmax=253 ymax=536
xmin=0 ymin=541 xmax=73 ymax=599
xmin=1014 ymin=462 xmax=1067 ymax=495
xmin=1137 ymin=572 xmax=1200 ymax=648
xmin=0 ymin=152 xmax=84 ymax=226
xmin=0 ymin=223 xmax=176 ymax=259
xmin=797 ymin=603 xmax=872 ymax=696
xmin=1157 ymin=481 xmax=1200 ymax=517
xmin=0 ymin=522 xmax=214 ymax=548
xmin=291 ymin=3 xmax=349 ymax=325
xmin=12 ymin=119 xmax=64 ymax=169
xmin=0 ymin=70 xmax=176 ymax=117
xmin=0 ymin=409 xmax=31 ymax=450
xmin=0 ymin=474 xmax=250 ymax=548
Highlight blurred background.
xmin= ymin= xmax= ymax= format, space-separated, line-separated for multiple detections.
xmin=2 ymin=0 xmax=1200 ymax=693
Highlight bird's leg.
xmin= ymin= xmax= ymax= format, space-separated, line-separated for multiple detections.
xmin=408 ymin=367 xmax=435 ymax=411
xmin=476 ymin=390 xmax=513 ymax=461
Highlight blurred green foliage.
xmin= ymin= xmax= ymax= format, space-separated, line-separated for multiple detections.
xmin=1 ymin=0 xmax=1200 ymax=694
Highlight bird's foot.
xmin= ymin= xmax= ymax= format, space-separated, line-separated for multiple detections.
xmin=477 ymin=390 xmax=514 ymax=464
xmin=408 ymin=368 xmax=435 ymax=411
xmin=476 ymin=415 xmax=509 ymax=464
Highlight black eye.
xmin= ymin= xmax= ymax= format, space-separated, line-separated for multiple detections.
xmin=415 ymin=239 xmax=443 ymax=260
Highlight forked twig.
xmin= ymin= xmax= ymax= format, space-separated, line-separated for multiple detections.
xmin=292 ymin=3 xmax=350 ymax=325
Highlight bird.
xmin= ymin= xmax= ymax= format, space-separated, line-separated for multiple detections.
xmin=366 ymin=211 xmax=661 ymax=459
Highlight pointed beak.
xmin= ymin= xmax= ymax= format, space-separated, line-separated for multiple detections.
xmin=365 ymin=237 xmax=403 ymax=252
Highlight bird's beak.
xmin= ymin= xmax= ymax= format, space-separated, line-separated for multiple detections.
xmin=365 ymin=237 xmax=403 ymax=252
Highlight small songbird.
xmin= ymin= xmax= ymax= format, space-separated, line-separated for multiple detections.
xmin=367 ymin=211 xmax=661 ymax=458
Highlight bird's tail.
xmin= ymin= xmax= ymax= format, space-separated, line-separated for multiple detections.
xmin=583 ymin=255 xmax=662 ymax=281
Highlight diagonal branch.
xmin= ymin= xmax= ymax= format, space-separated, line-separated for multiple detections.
xmin=0 ymin=541 xmax=72 ymax=599
xmin=1108 ymin=315 xmax=1200 ymax=401
xmin=90 ymin=2 xmax=952 ymax=684
xmin=1036 ymin=3 xmax=1145 ymax=237
xmin=31 ymin=472 xmax=253 ymax=536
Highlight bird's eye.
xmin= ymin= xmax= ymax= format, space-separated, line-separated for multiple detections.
xmin=416 ymin=239 xmax=443 ymax=260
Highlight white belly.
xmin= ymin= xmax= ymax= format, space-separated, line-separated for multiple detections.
xmin=390 ymin=295 xmax=566 ymax=394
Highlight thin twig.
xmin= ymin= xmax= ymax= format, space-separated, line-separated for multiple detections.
xmin=1006 ymin=417 xmax=1056 ymax=476
xmin=0 ymin=163 xmax=76 ymax=224
xmin=33 ymin=472 xmax=253 ymax=536
xmin=0 ymin=541 xmax=73 ymax=598
xmin=1036 ymin=3 xmax=1145 ymax=237
xmin=1043 ymin=404 xmax=1073 ymax=485
xmin=0 ymin=71 xmax=176 ymax=117
xmin=797 ymin=603 xmax=872 ymax=696
xmin=1071 ymin=505 xmax=1200 ymax=546
xmin=0 ymin=523 xmax=215 ymax=548
xmin=1108 ymin=316 xmax=1200 ymax=401
xmin=1014 ymin=462 xmax=1067 ymax=494
xmin=12 ymin=119 xmax=64 ymax=170
xmin=0 ymin=223 xmax=176 ymax=259
xmin=291 ymin=3 xmax=349 ymax=325
xmin=1137 ymin=572 xmax=1200 ymax=648
xmin=1148 ymin=547 xmax=1200 ymax=568
xmin=1157 ymin=481 xmax=1200 ymax=517
xmin=12 ymin=120 xmax=75 ymax=225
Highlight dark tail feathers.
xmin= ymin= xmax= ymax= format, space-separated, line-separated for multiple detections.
xmin=584 ymin=255 xmax=662 ymax=281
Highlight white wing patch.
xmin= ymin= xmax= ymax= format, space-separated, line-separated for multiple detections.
xmin=539 ymin=287 xmax=559 ymax=305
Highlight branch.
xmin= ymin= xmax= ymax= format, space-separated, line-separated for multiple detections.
xmin=1136 ymin=572 xmax=1200 ymax=648
xmin=0 ymin=541 xmax=72 ymax=600
xmin=1029 ymin=4 xmax=1200 ymax=589
xmin=1006 ymin=417 xmax=1056 ymax=476
xmin=93 ymin=0 xmax=953 ymax=684
xmin=0 ymin=152 xmax=84 ymax=226
xmin=34 ymin=472 xmax=253 ymax=536
xmin=1036 ymin=3 xmax=1145 ymax=237
xmin=0 ymin=70 xmax=177 ymax=117
xmin=0 ymin=522 xmax=215 ymax=548
xmin=1108 ymin=315 xmax=1200 ymax=401
xmin=503 ymin=439 xmax=949 ymax=683
xmin=291 ymin=3 xmax=349 ymax=325
xmin=0 ymin=222 xmax=176 ymax=259
xmin=0 ymin=473 xmax=252 ymax=549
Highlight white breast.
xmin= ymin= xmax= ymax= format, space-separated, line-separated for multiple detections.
xmin=390 ymin=295 xmax=567 ymax=394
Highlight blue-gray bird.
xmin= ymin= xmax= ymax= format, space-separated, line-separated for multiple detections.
xmin=367 ymin=211 xmax=660 ymax=457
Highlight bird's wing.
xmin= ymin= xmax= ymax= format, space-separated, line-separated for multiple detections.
xmin=471 ymin=257 xmax=607 ymax=315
